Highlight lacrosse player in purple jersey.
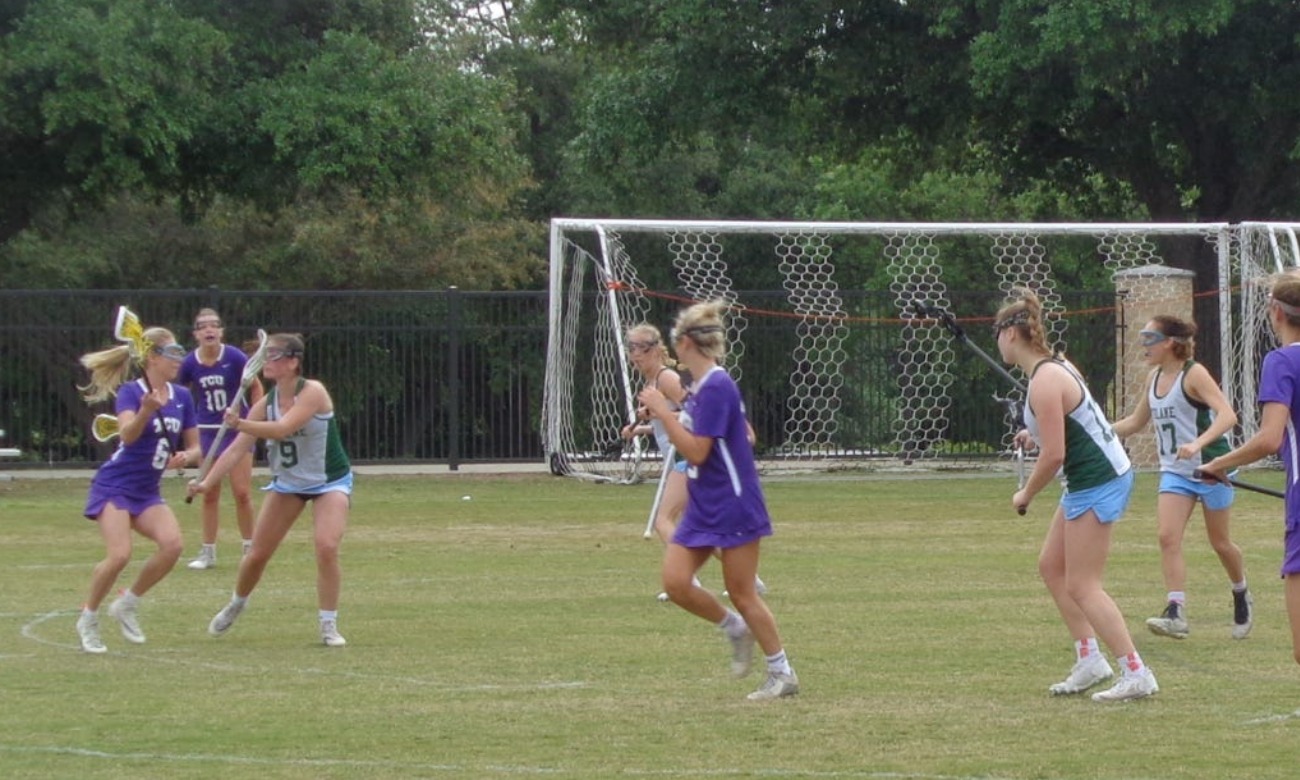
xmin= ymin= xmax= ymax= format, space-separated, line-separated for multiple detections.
xmin=1201 ymin=272 xmax=1300 ymax=668
xmin=178 ymin=308 xmax=261 ymax=570
xmin=639 ymin=300 xmax=798 ymax=701
xmin=75 ymin=326 xmax=200 ymax=653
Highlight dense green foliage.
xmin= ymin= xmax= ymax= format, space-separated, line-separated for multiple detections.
xmin=3 ymin=1 xmax=1300 ymax=290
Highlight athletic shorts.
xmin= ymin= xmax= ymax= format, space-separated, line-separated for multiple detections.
xmin=1159 ymin=471 xmax=1235 ymax=511
xmin=264 ymin=470 xmax=354 ymax=501
xmin=1061 ymin=469 xmax=1134 ymax=524
xmin=83 ymin=486 xmax=164 ymax=521
xmin=1282 ymin=524 xmax=1300 ymax=577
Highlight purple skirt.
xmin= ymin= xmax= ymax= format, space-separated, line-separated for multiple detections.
xmin=84 ymin=484 xmax=164 ymax=521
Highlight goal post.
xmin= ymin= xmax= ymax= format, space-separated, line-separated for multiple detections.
xmin=542 ymin=218 xmax=1281 ymax=483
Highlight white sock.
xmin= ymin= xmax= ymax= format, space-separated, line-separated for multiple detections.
xmin=230 ymin=594 xmax=248 ymax=608
xmin=1232 ymin=580 xmax=1248 ymax=592
xmin=1075 ymin=637 xmax=1100 ymax=661
xmin=766 ymin=649 xmax=792 ymax=676
xmin=1120 ymin=651 xmax=1147 ymax=675
xmin=319 ymin=609 xmax=338 ymax=623
xmin=119 ymin=589 xmax=140 ymax=607
xmin=718 ymin=610 xmax=747 ymax=639
xmin=241 ymin=539 xmax=252 ymax=554
xmin=1167 ymin=591 xmax=1185 ymax=605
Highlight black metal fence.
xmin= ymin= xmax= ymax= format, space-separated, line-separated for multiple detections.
xmin=0 ymin=289 xmax=1125 ymax=471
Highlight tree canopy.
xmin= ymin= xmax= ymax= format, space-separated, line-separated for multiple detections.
xmin=4 ymin=0 xmax=1300 ymax=290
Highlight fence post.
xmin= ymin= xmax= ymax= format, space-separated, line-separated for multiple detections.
xmin=447 ymin=286 xmax=461 ymax=472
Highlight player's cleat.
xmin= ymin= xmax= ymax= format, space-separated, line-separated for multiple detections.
xmin=727 ymin=627 xmax=755 ymax=677
xmin=755 ymin=575 xmax=768 ymax=596
xmin=187 ymin=548 xmax=216 ymax=570
xmin=1048 ymin=653 xmax=1113 ymax=695
xmin=1232 ymin=589 xmax=1254 ymax=640
xmin=320 ymin=619 xmax=347 ymax=647
xmin=656 ymin=591 xmax=670 ymax=602
xmin=209 ymin=600 xmax=245 ymax=636
xmin=1146 ymin=601 xmax=1189 ymax=639
xmin=1091 ymin=668 xmax=1159 ymax=702
xmin=107 ymin=596 xmax=145 ymax=644
xmin=747 ymin=671 xmax=799 ymax=701
xmin=76 ymin=611 xmax=107 ymax=654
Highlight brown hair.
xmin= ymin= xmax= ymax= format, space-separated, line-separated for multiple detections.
xmin=1271 ymin=273 xmax=1300 ymax=327
xmin=1147 ymin=314 xmax=1196 ymax=361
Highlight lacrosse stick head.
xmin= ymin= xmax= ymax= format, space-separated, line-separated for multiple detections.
xmin=91 ymin=414 xmax=119 ymax=443
xmin=113 ymin=306 xmax=152 ymax=365
xmin=242 ymin=329 xmax=270 ymax=381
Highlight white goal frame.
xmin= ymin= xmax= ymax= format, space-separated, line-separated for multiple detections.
xmin=543 ymin=218 xmax=1288 ymax=483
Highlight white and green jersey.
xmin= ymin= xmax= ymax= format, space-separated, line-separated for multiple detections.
xmin=266 ymin=379 xmax=351 ymax=491
xmin=1148 ymin=360 xmax=1230 ymax=478
xmin=1024 ymin=358 xmax=1130 ymax=492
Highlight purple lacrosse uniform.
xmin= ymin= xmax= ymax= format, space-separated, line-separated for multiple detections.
xmin=1256 ymin=345 xmax=1300 ymax=576
xmin=672 ymin=366 xmax=773 ymax=549
xmin=178 ymin=344 xmax=249 ymax=457
xmin=83 ymin=380 xmax=196 ymax=520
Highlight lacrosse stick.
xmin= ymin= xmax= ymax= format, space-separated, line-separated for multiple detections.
xmin=91 ymin=413 xmax=120 ymax=442
xmin=993 ymin=392 xmax=1030 ymax=514
xmin=643 ymin=445 xmax=676 ymax=539
xmin=913 ymin=300 xmax=1027 ymax=393
xmin=917 ymin=301 xmax=1033 ymax=514
xmin=111 ymin=306 xmax=175 ymax=459
xmin=186 ymin=328 xmax=269 ymax=504
xmin=1192 ymin=469 xmax=1286 ymax=500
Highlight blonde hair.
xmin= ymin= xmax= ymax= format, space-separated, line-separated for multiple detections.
xmin=626 ymin=323 xmax=676 ymax=369
xmin=79 ymin=326 xmax=177 ymax=403
xmin=994 ymin=288 xmax=1053 ymax=355
xmin=673 ymin=300 xmax=729 ymax=361
xmin=1271 ymin=273 xmax=1300 ymax=327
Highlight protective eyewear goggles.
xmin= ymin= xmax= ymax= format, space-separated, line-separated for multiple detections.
xmin=193 ymin=319 xmax=223 ymax=330
xmin=152 ymin=343 xmax=188 ymax=361
xmin=626 ymin=340 xmax=658 ymax=353
xmin=265 ymin=347 xmax=301 ymax=362
xmin=1138 ymin=329 xmax=1168 ymax=347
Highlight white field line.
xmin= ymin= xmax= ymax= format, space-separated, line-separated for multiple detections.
xmin=1239 ymin=709 xmax=1300 ymax=726
xmin=16 ymin=609 xmax=588 ymax=692
xmin=0 ymin=745 xmax=1013 ymax=779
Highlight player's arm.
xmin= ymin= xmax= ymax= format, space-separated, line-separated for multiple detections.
xmin=637 ymin=386 xmax=713 ymax=465
xmin=1178 ymin=364 xmax=1238 ymax=459
xmin=1201 ymin=402 xmax=1288 ymax=480
xmin=1014 ymin=367 xmax=1068 ymax=509
xmin=1110 ymin=370 xmax=1154 ymax=439
xmin=229 ymin=380 xmax=328 ymax=441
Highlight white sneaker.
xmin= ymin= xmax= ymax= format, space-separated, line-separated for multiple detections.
xmin=209 ymin=600 xmax=245 ymax=636
xmin=1091 ymin=668 xmax=1159 ymax=702
xmin=107 ymin=596 xmax=145 ymax=644
xmin=187 ymin=548 xmax=216 ymax=570
xmin=747 ymin=670 xmax=799 ymax=701
xmin=1048 ymin=653 xmax=1113 ymax=695
xmin=656 ymin=591 xmax=670 ymax=602
xmin=727 ymin=627 xmax=755 ymax=677
xmin=1146 ymin=601 xmax=1189 ymax=639
xmin=321 ymin=619 xmax=347 ymax=647
xmin=76 ymin=611 xmax=107 ymax=654
xmin=755 ymin=576 xmax=768 ymax=596
xmin=1232 ymin=590 xmax=1254 ymax=640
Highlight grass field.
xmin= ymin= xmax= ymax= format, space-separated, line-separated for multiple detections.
xmin=1 ymin=468 xmax=1296 ymax=779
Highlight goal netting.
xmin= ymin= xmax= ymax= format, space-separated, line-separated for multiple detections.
xmin=542 ymin=218 xmax=1284 ymax=483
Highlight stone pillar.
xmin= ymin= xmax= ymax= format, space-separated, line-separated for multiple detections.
xmin=1114 ymin=265 xmax=1196 ymax=469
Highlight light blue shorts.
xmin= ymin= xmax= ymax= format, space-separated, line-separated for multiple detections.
xmin=264 ymin=471 xmax=354 ymax=499
xmin=1061 ymin=469 xmax=1134 ymax=524
xmin=672 ymin=458 xmax=688 ymax=474
xmin=1159 ymin=471 xmax=1235 ymax=511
